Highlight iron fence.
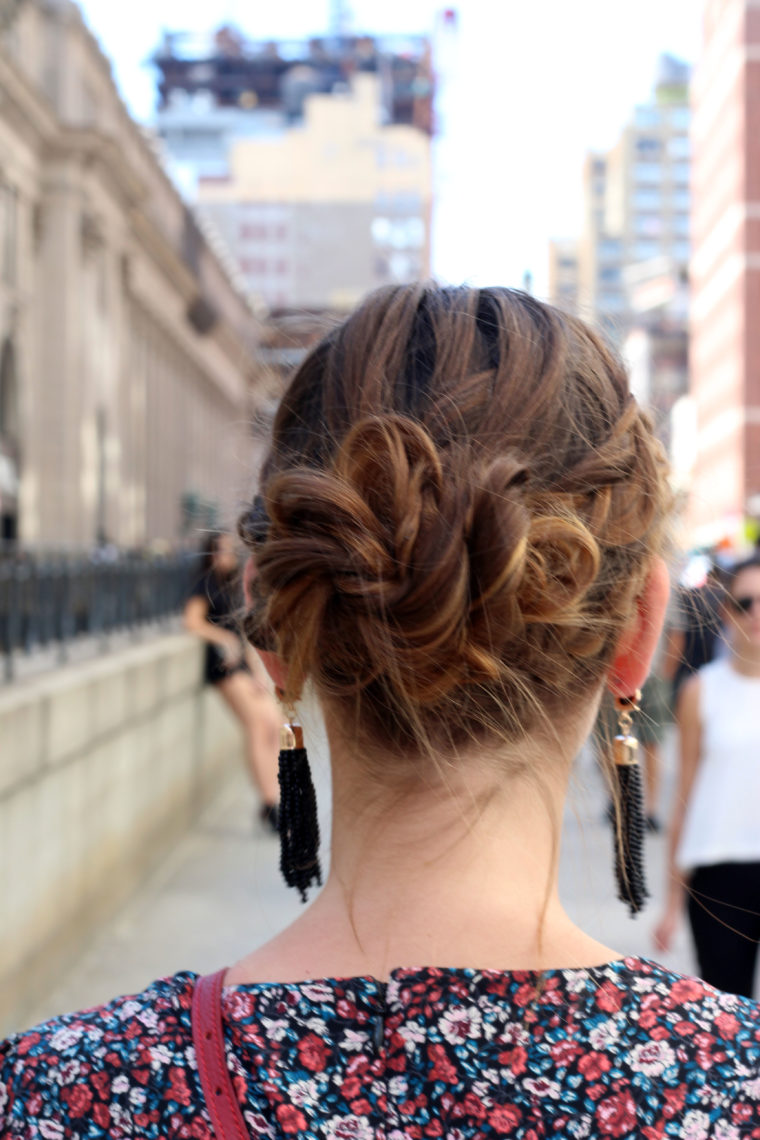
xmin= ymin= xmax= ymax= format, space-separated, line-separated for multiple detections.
xmin=0 ymin=553 xmax=197 ymax=682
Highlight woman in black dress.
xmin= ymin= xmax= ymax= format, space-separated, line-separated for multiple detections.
xmin=184 ymin=531 xmax=280 ymax=829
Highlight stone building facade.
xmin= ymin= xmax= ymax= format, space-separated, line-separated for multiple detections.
xmin=0 ymin=0 xmax=267 ymax=549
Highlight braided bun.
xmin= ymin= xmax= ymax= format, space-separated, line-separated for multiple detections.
xmin=241 ymin=285 xmax=670 ymax=759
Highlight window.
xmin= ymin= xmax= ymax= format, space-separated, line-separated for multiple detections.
xmin=599 ymin=266 xmax=621 ymax=283
xmin=634 ymin=188 xmax=662 ymax=210
xmin=275 ymin=224 xmax=288 ymax=241
xmin=389 ymin=252 xmax=414 ymax=280
xmin=669 ymin=107 xmax=691 ymax=130
xmin=669 ymin=135 xmax=690 ymax=159
xmin=275 ymin=259 xmax=288 ymax=275
xmin=240 ymin=257 xmax=267 ymax=275
xmin=240 ymin=223 xmax=268 ymax=241
xmin=673 ymin=213 xmax=690 ymax=237
xmin=392 ymin=191 xmax=423 ymax=213
xmin=634 ymin=106 xmax=662 ymax=129
xmin=635 ymin=213 xmax=662 ymax=237
xmin=635 ymin=137 xmax=661 ymax=155
xmin=600 ymin=238 xmax=622 ymax=258
xmin=371 ymin=217 xmax=392 ymax=244
xmin=598 ymin=292 xmax=625 ymax=312
xmin=0 ymin=184 xmax=17 ymax=287
xmin=673 ymin=188 xmax=690 ymax=210
xmin=633 ymin=240 xmax=661 ymax=260
xmin=384 ymin=218 xmax=425 ymax=250
xmin=672 ymin=239 xmax=691 ymax=261
xmin=0 ymin=337 xmax=18 ymax=439
xmin=672 ymin=162 xmax=690 ymax=186
xmin=635 ymin=163 xmax=663 ymax=184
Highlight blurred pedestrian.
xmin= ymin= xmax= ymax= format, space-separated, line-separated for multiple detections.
xmin=655 ymin=556 xmax=760 ymax=996
xmin=4 ymin=285 xmax=760 ymax=1133
xmin=663 ymin=563 xmax=725 ymax=704
xmin=184 ymin=531 xmax=280 ymax=831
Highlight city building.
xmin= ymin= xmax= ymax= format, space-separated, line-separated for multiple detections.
xmin=0 ymin=0 xmax=268 ymax=549
xmin=552 ymin=54 xmax=692 ymax=472
xmin=547 ymin=239 xmax=579 ymax=314
xmin=197 ymin=73 xmax=432 ymax=311
xmin=622 ymin=263 xmax=689 ymax=455
xmin=576 ymin=55 xmax=691 ymax=341
xmin=689 ymin=0 xmax=760 ymax=545
xmin=153 ymin=28 xmax=434 ymax=312
xmin=153 ymin=27 xmax=433 ymax=192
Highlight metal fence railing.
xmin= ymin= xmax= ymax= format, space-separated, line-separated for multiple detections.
xmin=0 ymin=553 xmax=196 ymax=682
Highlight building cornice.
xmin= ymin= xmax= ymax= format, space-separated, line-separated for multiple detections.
xmin=44 ymin=127 xmax=147 ymax=210
xmin=0 ymin=45 xmax=56 ymax=150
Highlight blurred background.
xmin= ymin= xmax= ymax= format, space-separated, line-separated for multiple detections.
xmin=1 ymin=0 xmax=755 ymax=1032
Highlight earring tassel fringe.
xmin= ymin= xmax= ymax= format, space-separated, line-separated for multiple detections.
xmin=612 ymin=730 xmax=648 ymax=916
xmin=278 ymin=722 xmax=322 ymax=903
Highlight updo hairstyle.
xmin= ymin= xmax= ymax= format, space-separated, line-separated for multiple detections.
xmin=239 ymin=285 xmax=670 ymax=766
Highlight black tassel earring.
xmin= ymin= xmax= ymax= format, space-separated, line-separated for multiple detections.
xmin=612 ymin=690 xmax=648 ymax=916
xmin=278 ymin=704 xmax=322 ymax=902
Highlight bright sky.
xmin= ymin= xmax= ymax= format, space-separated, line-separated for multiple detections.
xmin=79 ymin=0 xmax=703 ymax=294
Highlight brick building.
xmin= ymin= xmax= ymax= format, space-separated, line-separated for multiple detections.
xmin=689 ymin=0 xmax=760 ymax=543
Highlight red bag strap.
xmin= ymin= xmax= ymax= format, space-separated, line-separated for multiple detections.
xmin=192 ymin=969 xmax=250 ymax=1140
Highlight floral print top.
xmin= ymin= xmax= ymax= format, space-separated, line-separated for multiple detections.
xmin=1 ymin=956 xmax=760 ymax=1138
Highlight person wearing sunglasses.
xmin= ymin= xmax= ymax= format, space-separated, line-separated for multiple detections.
xmin=655 ymin=556 xmax=760 ymax=996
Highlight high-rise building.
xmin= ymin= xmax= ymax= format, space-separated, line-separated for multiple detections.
xmin=576 ymin=55 xmax=692 ymax=341
xmin=689 ymin=0 xmax=760 ymax=545
xmin=557 ymin=55 xmax=692 ymax=466
xmin=576 ymin=154 xmax=626 ymax=332
xmin=0 ymin=0 xmax=267 ymax=549
xmin=153 ymin=29 xmax=433 ymax=312
xmin=547 ymin=239 xmax=579 ymax=314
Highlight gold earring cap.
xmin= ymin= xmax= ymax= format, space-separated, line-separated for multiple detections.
xmin=280 ymin=722 xmax=304 ymax=750
xmin=613 ymin=733 xmax=639 ymax=767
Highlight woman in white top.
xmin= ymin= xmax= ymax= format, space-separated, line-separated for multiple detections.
xmin=655 ymin=556 xmax=760 ymax=996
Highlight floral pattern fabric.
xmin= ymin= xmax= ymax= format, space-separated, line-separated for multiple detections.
xmin=2 ymin=956 xmax=760 ymax=1138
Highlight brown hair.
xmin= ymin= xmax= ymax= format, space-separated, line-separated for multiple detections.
xmin=239 ymin=284 xmax=670 ymax=767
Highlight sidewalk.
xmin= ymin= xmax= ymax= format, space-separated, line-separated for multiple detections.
xmin=22 ymin=708 xmax=697 ymax=1031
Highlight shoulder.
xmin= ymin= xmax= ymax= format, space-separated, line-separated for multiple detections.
xmin=608 ymin=959 xmax=760 ymax=1099
xmin=0 ymin=972 xmax=198 ymax=1136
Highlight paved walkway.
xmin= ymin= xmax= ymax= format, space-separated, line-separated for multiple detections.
xmin=25 ymin=707 xmax=697 ymax=1029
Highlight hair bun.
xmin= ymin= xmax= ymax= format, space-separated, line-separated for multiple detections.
xmin=258 ymin=416 xmax=531 ymax=703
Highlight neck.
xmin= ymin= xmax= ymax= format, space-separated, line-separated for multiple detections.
xmin=323 ymin=753 xmax=566 ymax=967
xmin=228 ymin=707 xmax=618 ymax=985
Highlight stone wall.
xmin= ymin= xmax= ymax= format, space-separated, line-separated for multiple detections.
xmin=0 ymin=634 xmax=241 ymax=1034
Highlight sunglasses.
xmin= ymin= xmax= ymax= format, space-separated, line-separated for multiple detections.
xmin=730 ymin=594 xmax=760 ymax=614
